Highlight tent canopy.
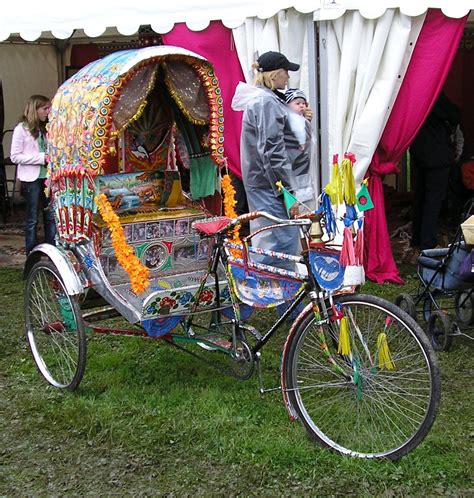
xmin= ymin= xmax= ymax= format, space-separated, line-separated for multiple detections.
xmin=0 ymin=0 xmax=471 ymax=41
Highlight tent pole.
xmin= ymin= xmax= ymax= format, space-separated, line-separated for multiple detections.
xmin=318 ymin=20 xmax=330 ymax=190
xmin=306 ymin=16 xmax=321 ymax=200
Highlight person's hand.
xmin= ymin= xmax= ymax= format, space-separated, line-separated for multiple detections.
xmin=289 ymin=204 xmax=300 ymax=218
xmin=304 ymin=106 xmax=313 ymax=122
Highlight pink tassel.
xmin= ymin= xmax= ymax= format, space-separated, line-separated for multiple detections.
xmin=354 ymin=226 xmax=364 ymax=266
xmin=340 ymin=227 xmax=356 ymax=266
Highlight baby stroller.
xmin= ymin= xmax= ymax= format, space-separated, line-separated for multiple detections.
xmin=395 ymin=203 xmax=474 ymax=351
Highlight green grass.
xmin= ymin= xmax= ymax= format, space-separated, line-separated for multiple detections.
xmin=0 ymin=266 xmax=472 ymax=495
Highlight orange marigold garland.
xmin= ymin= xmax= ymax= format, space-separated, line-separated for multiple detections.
xmin=221 ymin=174 xmax=241 ymax=257
xmin=95 ymin=193 xmax=150 ymax=294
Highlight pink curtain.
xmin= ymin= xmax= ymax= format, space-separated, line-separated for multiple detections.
xmin=162 ymin=22 xmax=245 ymax=178
xmin=365 ymin=9 xmax=467 ymax=284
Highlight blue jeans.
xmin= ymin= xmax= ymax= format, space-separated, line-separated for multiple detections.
xmin=245 ymin=185 xmax=300 ymax=271
xmin=22 ymin=178 xmax=56 ymax=255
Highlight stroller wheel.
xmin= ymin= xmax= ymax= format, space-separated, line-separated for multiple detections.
xmin=422 ymin=297 xmax=434 ymax=323
xmin=427 ymin=311 xmax=453 ymax=351
xmin=395 ymin=293 xmax=416 ymax=320
xmin=454 ymin=291 xmax=474 ymax=326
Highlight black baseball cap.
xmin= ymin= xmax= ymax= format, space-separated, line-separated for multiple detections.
xmin=257 ymin=51 xmax=300 ymax=72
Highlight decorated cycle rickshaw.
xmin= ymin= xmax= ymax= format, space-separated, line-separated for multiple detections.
xmin=26 ymin=45 xmax=233 ymax=350
xmin=24 ymin=46 xmax=440 ymax=460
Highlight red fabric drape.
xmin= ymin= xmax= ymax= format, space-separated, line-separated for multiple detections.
xmin=365 ymin=9 xmax=467 ymax=284
xmin=162 ymin=22 xmax=245 ymax=178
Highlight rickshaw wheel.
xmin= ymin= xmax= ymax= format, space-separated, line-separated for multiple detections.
xmin=454 ymin=291 xmax=474 ymax=326
xmin=427 ymin=310 xmax=453 ymax=351
xmin=394 ymin=293 xmax=416 ymax=320
xmin=25 ymin=260 xmax=87 ymax=390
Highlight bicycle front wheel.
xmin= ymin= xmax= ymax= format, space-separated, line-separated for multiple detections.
xmin=283 ymin=294 xmax=440 ymax=460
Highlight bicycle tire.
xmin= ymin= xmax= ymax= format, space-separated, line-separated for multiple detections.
xmin=25 ymin=260 xmax=87 ymax=390
xmin=283 ymin=293 xmax=440 ymax=460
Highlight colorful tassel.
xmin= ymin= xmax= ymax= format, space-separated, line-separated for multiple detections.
xmin=320 ymin=192 xmax=337 ymax=239
xmin=354 ymin=226 xmax=364 ymax=266
xmin=340 ymin=227 xmax=356 ymax=266
xmin=377 ymin=332 xmax=395 ymax=370
xmin=325 ymin=154 xmax=343 ymax=205
xmin=338 ymin=316 xmax=351 ymax=356
xmin=342 ymin=156 xmax=356 ymax=205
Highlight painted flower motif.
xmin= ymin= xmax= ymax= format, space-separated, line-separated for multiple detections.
xmin=179 ymin=292 xmax=193 ymax=306
xmin=198 ymin=289 xmax=214 ymax=304
xmin=145 ymin=302 xmax=158 ymax=315
xmin=160 ymin=296 xmax=177 ymax=308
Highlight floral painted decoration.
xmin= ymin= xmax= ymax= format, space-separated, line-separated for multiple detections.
xmin=95 ymin=193 xmax=150 ymax=294
xmin=221 ymin=173 xmax=241 ymax=257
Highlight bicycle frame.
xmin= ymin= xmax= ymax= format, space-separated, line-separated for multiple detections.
xmin=182 ymin=212 xmax=351 ymax=386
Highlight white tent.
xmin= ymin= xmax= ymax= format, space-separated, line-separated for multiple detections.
xmin=0 ymin=0 xmax=472 ymax=281
xmin=0 ymin=1 xmax=471 ymax=41
xmin=1 ymin=0 xmax=471 ymax=178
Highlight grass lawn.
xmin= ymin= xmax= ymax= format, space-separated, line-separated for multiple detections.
xmin=0 ymin=265 xmax=472 ymax=496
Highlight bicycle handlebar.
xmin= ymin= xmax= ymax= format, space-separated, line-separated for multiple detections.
xmin=234 ymin=211 xmax=312 ymax=228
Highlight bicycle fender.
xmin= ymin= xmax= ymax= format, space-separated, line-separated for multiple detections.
xmin=24 ymin=243 xmax=84 ymax=296
xmin=280 ymin=302 xmax=313 ymax=421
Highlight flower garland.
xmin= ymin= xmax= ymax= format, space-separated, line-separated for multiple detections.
xmin=221 ymin=174 xmax=241 ymax=257
xmin=95 ymin=193 xmax=150 ymax=294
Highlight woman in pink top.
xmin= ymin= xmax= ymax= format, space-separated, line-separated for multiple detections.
xmin=10 ymin=95 xmax=56 ymax=255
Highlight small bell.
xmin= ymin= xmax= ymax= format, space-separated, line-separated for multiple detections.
xmin=310 ymin=220 xmax=323 ymax=242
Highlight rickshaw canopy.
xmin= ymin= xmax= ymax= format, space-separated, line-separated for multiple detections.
xmin=47 ymin=45 xmax=225 ymax=180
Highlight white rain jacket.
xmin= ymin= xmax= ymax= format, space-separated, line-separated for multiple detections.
xmin=232 ymin=83 xmax=315 ymax=270
xmin=232 ymin=82 xmax=313 ymax=202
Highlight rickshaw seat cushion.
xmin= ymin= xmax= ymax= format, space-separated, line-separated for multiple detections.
xmin=192 ymin=217 xmax=232 ymax=235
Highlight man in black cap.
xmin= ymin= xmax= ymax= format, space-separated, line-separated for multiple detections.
xmin=232 ymin=51 xmax=314 ymax=271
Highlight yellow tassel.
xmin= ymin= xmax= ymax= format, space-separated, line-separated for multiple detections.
xmin=326 ymin=163 xmax=343 ymax=205
xmin=377 ymin=332 xmax=395 ymax=370
xmin=335 ymin=163 xmax=343 ymax=204
xmin=337 ymin=316 xmax=351 ymax=356
xmin=342 ymin=157 xmax=356 ymax=205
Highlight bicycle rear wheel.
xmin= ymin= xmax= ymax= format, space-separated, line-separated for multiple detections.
xmin=25 ymin=260 xmax=86 ymax=390
xmin=283 ymin=294 xmax=440 ymax=460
